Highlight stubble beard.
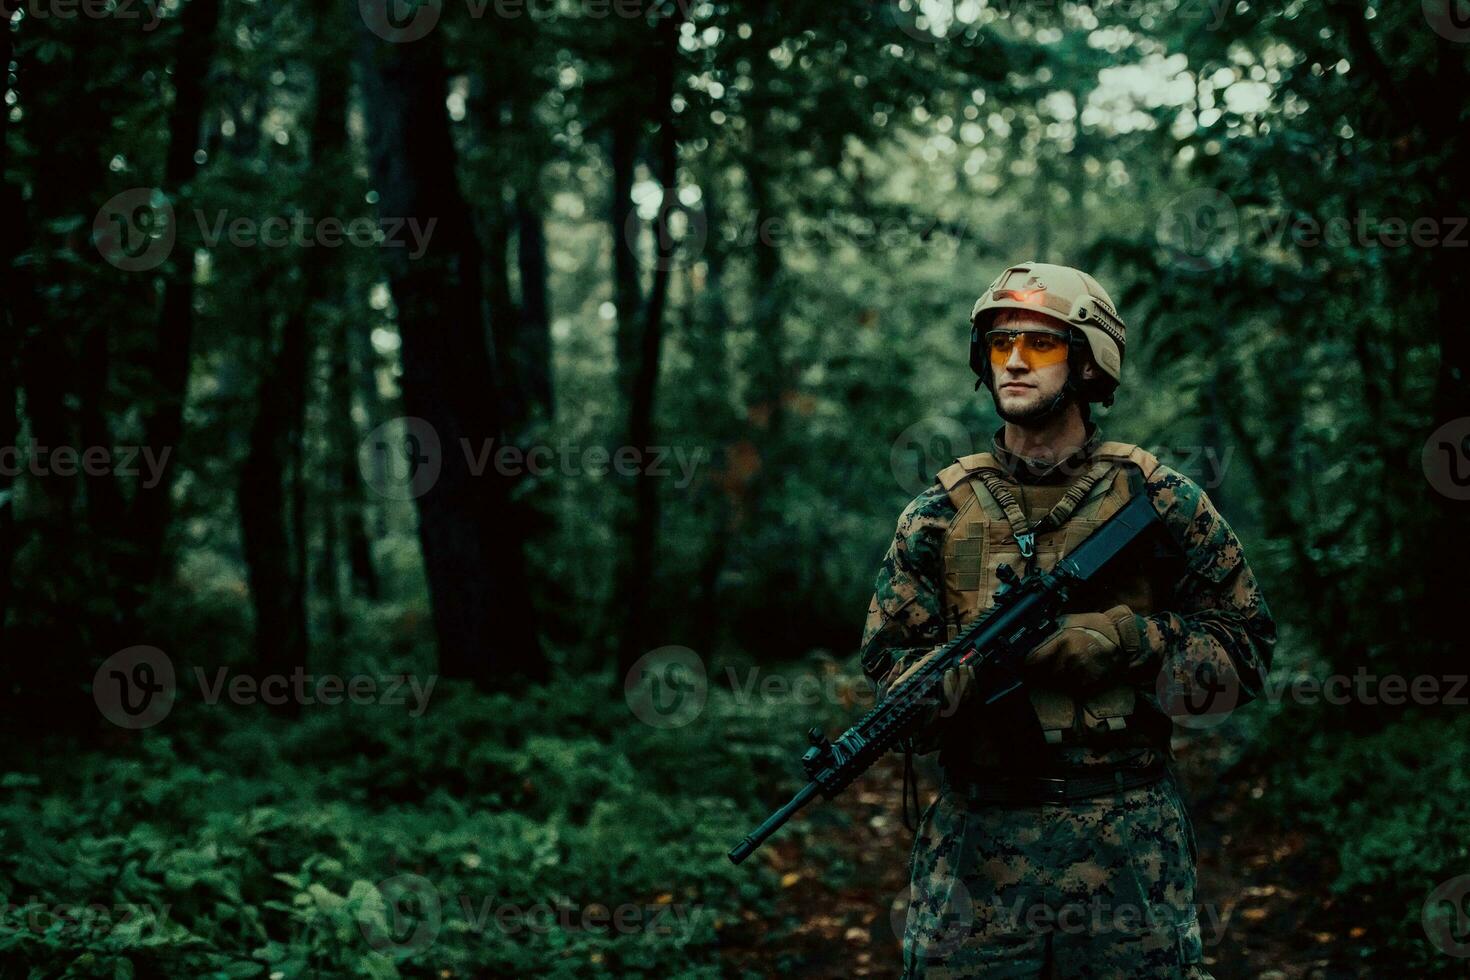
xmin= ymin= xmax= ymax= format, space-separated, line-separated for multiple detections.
xmin=993 ymin=384 xmax=1070 ymax=426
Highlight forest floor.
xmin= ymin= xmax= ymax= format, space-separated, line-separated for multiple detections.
xmin=722 ymin=732 xmax=1375 ymax=979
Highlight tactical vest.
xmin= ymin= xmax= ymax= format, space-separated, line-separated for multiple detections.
xmin=934 ymin=441 xmax=1176 ymax=765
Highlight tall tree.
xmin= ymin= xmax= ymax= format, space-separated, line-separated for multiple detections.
xmin=617 ymin=9 xmax=682 ymax=674
xmin=131 ymin=0 xmax=221 ymax=589
xmin=461 ymin=49 xmax=556 ymax=439
xmin=322 ymin=305 xmax=382 ymax=644
xmin=515 ymin=193 xmax=554 ymax=419
xmin=356 ymin=17 xmax=545 ymax=684
xmin=237 ymin=0 xmax=354 ymax=693
xmin=0 ymin=2 xmax=19 ymax=642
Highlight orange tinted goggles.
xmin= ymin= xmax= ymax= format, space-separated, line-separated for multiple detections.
xmin=986 ymin=329 xmax=1071 ymax=370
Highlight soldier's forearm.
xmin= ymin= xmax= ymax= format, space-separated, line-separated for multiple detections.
xmin=1133 ymin=608 xmax=1273 ymax=703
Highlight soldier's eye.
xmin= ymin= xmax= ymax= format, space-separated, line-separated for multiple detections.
xmin=1027 ymin=334 xmax=1059 ymax=352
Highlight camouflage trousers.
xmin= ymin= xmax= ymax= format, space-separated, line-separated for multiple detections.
xmin=898 ymin=777 xmax=1211 ymax=979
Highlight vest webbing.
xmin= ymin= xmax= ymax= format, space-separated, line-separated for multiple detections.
xmin=972 ymin=459 xmax=1118 ymax=569
xmin=931 ymin=440 xmax=1170 ymax=758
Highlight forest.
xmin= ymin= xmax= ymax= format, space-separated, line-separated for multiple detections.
xmin=2 ymin=0 xmax=1469 ymax=976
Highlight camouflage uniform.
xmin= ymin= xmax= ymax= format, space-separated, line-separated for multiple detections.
xmin=861 ymin=427 xmax=1276 ymax=978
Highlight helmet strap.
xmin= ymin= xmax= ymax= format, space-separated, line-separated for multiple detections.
xmin=989 ymin=378 xmax=1076 ymax=425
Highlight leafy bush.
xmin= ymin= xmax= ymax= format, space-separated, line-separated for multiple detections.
xmin=0 ymin=665 xmax=836 ymax=978
xmin=1259 ymin=710 xmax=1470 ymax=974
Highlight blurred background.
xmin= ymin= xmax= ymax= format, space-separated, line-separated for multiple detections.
xmin=2 ymin=0 xmax=1469 ymax=976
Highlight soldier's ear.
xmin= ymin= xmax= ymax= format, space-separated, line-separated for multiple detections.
xmin=1080 ymin=361 xmax=1098 ymax=380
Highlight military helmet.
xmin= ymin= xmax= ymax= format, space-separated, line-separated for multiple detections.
xmin=969 ymin=261 xmax=1127 ymax=403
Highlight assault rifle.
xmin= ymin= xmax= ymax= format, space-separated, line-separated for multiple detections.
xmin=727 ymin=492 xmax=1161 ymax=865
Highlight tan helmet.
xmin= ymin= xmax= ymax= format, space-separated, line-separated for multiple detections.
xmin=969 ymin=261 xmax=1127 ymax=403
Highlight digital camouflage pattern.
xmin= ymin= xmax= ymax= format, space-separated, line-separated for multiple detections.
xmin=903 ymin=780 xmax=1208 ymax=978
xmin=860 ymin=429 xmax=1276 ymax=977
xmin=860 ymin=435 xmax=1276 ymax=716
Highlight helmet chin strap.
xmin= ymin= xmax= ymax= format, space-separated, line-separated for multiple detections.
xmin=990 ymin=377 xmax=1077 ymax=425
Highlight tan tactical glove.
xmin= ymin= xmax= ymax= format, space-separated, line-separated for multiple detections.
xmin=1024 ymin=605 xmax=1142 ymax=693
xmin=940 ymin=662 xmax=977 ymax=718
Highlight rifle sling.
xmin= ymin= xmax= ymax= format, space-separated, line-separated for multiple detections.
xmin=973 ymin=461 xmax=1118 ymax=572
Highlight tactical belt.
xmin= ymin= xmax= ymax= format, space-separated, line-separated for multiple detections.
xmin=952 ymin=759 xmax=1167 ymax=806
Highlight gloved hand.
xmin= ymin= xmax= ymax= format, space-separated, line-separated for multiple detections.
xmin=1024 ymin=605 xmax=1142 ymax=693
xmin=881 ymin=650 xmax=978 ymax=730
xmin=940 ymin=662 xmax=976 ymax=718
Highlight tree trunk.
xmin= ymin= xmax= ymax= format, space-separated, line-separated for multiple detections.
xmin=480 ymin=178 xmax=522 ymax=434
xmin=614 ymin=10 xmax=681 ymax=675
xmin=0 ymin=2 xmax=16 ymax=640
xmin=732 ymin=107 xmax=797 ymax=651
xmin=237 ymin=0 xmax=359 ymax=697
xmin=744 ymin=131 xmax=786 ymax=436
xmin=132 ymin=0 xmax=221 ymax=588
xmin=78 ymin=320 xmax=127 ymax=585
xmin=687 ymin=170 xmax=735 ymax=653
xmin=464 ymin=80 xmax=540 ymax=441
xmin=356 ymin=25 xmax=545 ymax=685
xmin=6 ymin=9 xmax=119 ymax=674
xmin=333 ymin=314 xmax=381 ymax=602
xmin=1423 ymin=110 xmax=1470 ymax=674
xmin=238 ymin=306 xmax=311 ymax=703
xmin=515 ymin=194 xmax=554 ymax=421
xmin=609 ymin=111 xmax=642 ymax=409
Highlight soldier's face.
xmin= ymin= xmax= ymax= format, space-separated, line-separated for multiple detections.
xmin=988 ymin=311 xmax=1072 ymax=423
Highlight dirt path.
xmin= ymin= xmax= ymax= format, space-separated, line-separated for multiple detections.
xmin=721 ymin=736 xmax=1369 ymax=978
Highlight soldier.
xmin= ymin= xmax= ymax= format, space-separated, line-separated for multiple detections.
xmin=860 ymin=262 xmax=1276 ymax=978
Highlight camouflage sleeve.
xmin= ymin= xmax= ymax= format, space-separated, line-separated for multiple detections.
xmin=1129 ymin=465 xmax=1277 ymax=708
xmin=858 ymin=486 xmax=954 ymax=748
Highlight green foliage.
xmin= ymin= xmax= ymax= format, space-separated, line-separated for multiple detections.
xmin=4 ymin=0 xmax=1468 ymax=974
xmin=1259 ymin=710 xmax=1470 ymax=973
xmin=0 ymin=669 xmax=826 ymax=977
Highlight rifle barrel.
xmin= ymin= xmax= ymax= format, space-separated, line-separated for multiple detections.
xmin=727 ymin=781 xmax=821 ymax=864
